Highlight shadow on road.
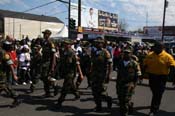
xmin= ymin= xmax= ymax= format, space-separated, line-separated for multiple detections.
xmin=0 ymin=104 xmax=11 ymax=108
xmin=157 ymin=110 xmax=175 ymax=116
xmin=138 ymin=83 xmax=175 ymax=91
xmin=18 ymin=94 xmax=56 ymax=107
xmin=135 ymin=105 xmax=151 ymax=111
xmin=47 ymin=105 xmax=158 ymax=116
xmin=134 ymin=106 xmax=175 ymax=116
xmin=49 ymin=105 xmax=120 ymax=116
xmin=14 ymin=88 xmax=44 ymax=94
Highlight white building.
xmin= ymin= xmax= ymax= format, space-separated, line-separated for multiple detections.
xmin=0 ymin=9 xmax=67 ymax=40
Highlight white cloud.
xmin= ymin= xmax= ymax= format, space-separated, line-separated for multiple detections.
xmin=0 ymin=0 xmax=30 ymax=9
xmin=91 ymin=0 xmax=100 ymax=2
xmin=13 ymin=0 xmax=30 ymax=9
xmin=122 ymin=3 xmax=140 ymax=15
xmin=118 ymin=0 xmax=130 ymax=2
xmin=0 ymin=0 xmax=11 ymax=5
xmin=110 ymin=2 xmax=116 ymax=8
xmin=74 ymin=0 xmax=175 ymax=30
xmin=120 ymin=0 xmax=173 ymax=26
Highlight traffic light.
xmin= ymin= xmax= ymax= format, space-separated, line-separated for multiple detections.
xmin=69 ymin=18 xmax=76 ymax=30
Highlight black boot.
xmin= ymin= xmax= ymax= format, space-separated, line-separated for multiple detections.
xmin=55 ymin=94 xmax=66 ymax=109
xmin=94 ymin=101 xmax=102 ymax=112
xmin=74 ymin=92 xmax=80 ymax=100
xmin=94 ymin=106 xmax=102 ymax=112
xmin=120 ymin=112 xmax=128 ymax=116
xmin=107 ymin=96 xmax=112 ymax=109
xmin=76 ymin=81 xmax=80 ymax=89
xmin=11 ymin=98 xmax=21 ymax=108
xmin=54 ymin=102 xmax=62 ymax=109
xmin=54 ymin=86 xmax=59 ymax=96
xmin=30 ymin=84 xmax=35 ymax=93
xmin=128 ymin=102 xmax=134 ymax=115
xmin=43 ymin=92 xmax=52 ymax=98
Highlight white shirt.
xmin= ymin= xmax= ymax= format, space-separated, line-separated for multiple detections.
xmin=19 ymin=52 xmax=31 ymax=70
xmin=123 ymin=60 xmax=130 ymax=67
xmin=86 ymin=14 xmax=97 ymax=28
xmin=75 ymin=46 xmax=82 ymax=55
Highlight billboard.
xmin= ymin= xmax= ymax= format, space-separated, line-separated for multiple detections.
xmin=144 ymin=26 xmax=175 ymax=36
xmin=164 ymin=26 xmax=175 ymax=36
xmin=71 ymin=3 xmax=98 ymax=28
xmin=98 ymin=10 xmax=118 ymax=28
xmin=143 ymin=26 xmax=175 ymax=41
xmin=70 ymin=3 xmax=118 ymax=30
xmin=143 ymin=26 xmax=162 ymax=37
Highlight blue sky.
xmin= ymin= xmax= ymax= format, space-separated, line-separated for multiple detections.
xmin=0 ymin=0 xmax=175 ymax=31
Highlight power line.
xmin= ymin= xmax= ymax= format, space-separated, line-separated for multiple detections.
xmin=56 ymin=0 xmax=69 ymax=4
xmin=23 ymin=1 xmax=58 ymax=13
xmin=4 ymin=0 xmax=68 ymax=24
xmin=5 ymin=0 xmax=69 ymax=18
xmin=5 ymin=0 xmax=58 ymax=18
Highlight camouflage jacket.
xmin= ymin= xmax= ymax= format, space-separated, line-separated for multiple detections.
xmin=60 ymin=48 xmax=77 ymax=77
xmin=0 ymin=49 xmax=14 ymax=83
xmin=42 ymin=39 xmax=55 ymax=63
xmin=91 ymin=48 xmax=112 ymax=74
xmin=117 ymin=59 xmax=141 ymax=83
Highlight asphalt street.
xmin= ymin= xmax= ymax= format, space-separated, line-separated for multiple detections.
xmin=0 ymin=72 xmax=175 ymax=116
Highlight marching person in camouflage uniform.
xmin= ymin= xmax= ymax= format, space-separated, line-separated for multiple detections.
xmin=116 ymin=49 xmax=141 ymax=116
xmin=55 ymin=39 xmax=83 ymax=109
xmin=90 ymin=38 xmax=112 ymax=112
xmin=76 ymin=41 xmax=91 ymax=89
xmin=30 ymin=45 xmax=42 ymax=92
xmin=0 ymin=41 xmax=20 ymax=107
xmin=136 ymin=47 xmax=148 ymax=84
xmin=41 ymin=29 xmax=57 ymax=97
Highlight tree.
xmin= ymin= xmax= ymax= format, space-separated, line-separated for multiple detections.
xmin=138 ymin=28 xmax=144 ymax=33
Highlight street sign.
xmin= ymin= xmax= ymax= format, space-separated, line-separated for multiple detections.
xmin=78 ymin=26 xmax=83 ymax=32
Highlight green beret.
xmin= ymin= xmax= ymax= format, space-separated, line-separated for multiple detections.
xmin=125 ymin=41 xmax=132 ymax=45
xmin=123 ymin=49 xmax=132 ymax=53
xmin=81 ymin=41 xmax=90 ymax=48
xmin=34 ymin=45 xmax=41 ymax=49
xmin=81 ymin=41 xmax=89 ymax=45
xmin=64 ymin=39 xmax=74 ymax=44
xmin=42 ymin=29 xmax=52 ymax=35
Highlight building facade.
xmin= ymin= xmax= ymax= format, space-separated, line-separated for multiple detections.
xmin=0 ymin=9 xmax=64 ymax=40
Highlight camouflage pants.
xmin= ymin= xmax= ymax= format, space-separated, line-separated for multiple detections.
xmin=58 ymin=73 xmax=79 ymax=103
xmin=116 ymin=81 xmax=135 ymax=115
xmin=0 ymin=82 xmax=18 ymax=100
xmin=91 ymin=73 xmax=111 ymax=107
xmin=41 ymin=62 xmax=52 ymax=94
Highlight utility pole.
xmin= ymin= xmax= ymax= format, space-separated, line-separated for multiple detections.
xmin=19 ymin=24 xmax=21 ymax=40
xmin=13 ymin=18 xmax=15 ymax=38
xmin=78 ymin=0 xmax=81 ymax=27
xmin=40 ymin=21 xmax=41 ymax=35
xmin=68 ymin=0 xmax=71 ymax=38
xmin=146 ymin=11 xmax=148 ymax=27
xmin=161 ymin=0 xmax=168 ymax=41
xmin=77 ymin=0 xmax=83 ymax=34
